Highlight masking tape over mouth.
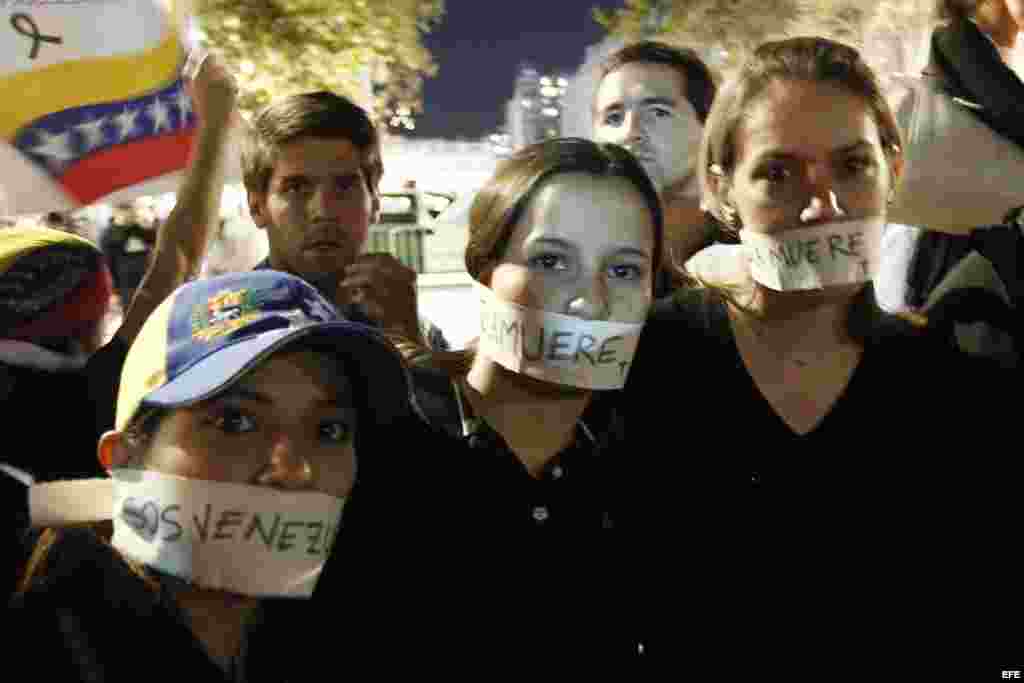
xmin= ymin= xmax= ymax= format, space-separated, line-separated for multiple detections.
xmin=474 ymin=282 xmax=644 ymax=390
xmin=740 ymin=217 xmax=884 ymax=291
xmin=30 ymin=471 xmax=345 ymax=599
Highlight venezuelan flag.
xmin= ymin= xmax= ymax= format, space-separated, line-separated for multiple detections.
xmin=0 ymin=1 xmax=195 ymax=213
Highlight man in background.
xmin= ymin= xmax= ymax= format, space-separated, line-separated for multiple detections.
xmin=243 ymin=91 xmax=438 ymax=344
xmin=592 ymin=41 xmax=723 ymax=295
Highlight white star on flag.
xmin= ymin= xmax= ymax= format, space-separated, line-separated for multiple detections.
xmin=148 ymin=98 xmax=171 ymax=132
xmin=114 ymin=107 xmax=140 ymax=141
xmin=29 ymin=129 xmax=76 ymax=164
xmin=0 ymin=0 xmax=250 ymax=217
xmin=174 ymin=87 xmax=193 ymax=124
xmin=75 ymin=118 xmax=108 ymax=152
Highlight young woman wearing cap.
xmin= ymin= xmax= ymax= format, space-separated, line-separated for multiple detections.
xmin=7 ymin=270 xmax=424 ymax=681
xmin=623 ymin=37 xmax=1020 ymax=675
xmin=387 ymin=137 xmax=664 ymax=662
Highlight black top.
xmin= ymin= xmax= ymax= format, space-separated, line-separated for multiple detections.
xmin=0 ymin=335 xmax=128 ymax=483
xmin=410 ymin=366 xmax=626 ymax=532
xmin=623 ymin=289 xmax=1024 ymax=675
xmin=378 ymin=366 xmax=642 ymax=663
xmin=7 ymin=529 xmax=325 ymax=682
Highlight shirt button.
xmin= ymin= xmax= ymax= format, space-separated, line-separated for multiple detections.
xmin=551 ymin=465 xmax=564 ymax=480
xmin=532 ymin=506 xmax=549 ymax=523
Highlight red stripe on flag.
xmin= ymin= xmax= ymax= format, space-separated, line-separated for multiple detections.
xmin=60 ymin=128 xmax=195 ymax=204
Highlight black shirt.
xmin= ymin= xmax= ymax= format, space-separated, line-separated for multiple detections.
xmin=8 ymin=529 xmax=323 ymax=682
xmin=624 ymin=289 xmax=1023 ymax=676
xmin=1 ymin=335 xmax=128 ymax=482
xmin=408 ymin=366 xmax=628 ymax=532
xmin=385 ymin=366 xmax=642 ymax=664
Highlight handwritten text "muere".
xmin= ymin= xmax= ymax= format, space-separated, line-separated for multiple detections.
xmin=758 ymin=231 xmax=865 ymax=269
xmin=481 ymin=313 xmax=624 ymax=366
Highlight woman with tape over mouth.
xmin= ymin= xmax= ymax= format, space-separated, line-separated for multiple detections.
xmin=389 ymin=137 xmax=663 ymax=663
xmin=6 ymin=269 xmax=424 ymax=681
xmin=624 ymin=37 xmax=1022 ymax=675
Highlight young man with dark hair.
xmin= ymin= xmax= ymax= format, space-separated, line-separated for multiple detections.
xmin=242 ymin=91 xmax=429 ymax=344
xmin=592 ymin=41 xmax=725 ymax=295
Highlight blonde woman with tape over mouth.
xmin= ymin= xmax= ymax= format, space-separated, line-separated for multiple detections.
xmin=624 ymin=37 xmax=1021 ymax=675
xmin=390 ymin=137 xmax=663 ymax=663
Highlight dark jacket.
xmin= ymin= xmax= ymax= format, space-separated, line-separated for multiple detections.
xmin=8 ymin=528 xmax=326 ymax=682
xmin=898 ymin=19 xmax=1024 ymax=365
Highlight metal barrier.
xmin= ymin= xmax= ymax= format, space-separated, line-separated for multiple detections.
xmin=365 ymin=226 xmax=391 ymax=255
xmin=390 ymin=225 xmax=433 ymax=273
xmin=365 ymin=190 xmax=454 ymax=273
xmin=364 ymin=225 xmax=433 ymax=274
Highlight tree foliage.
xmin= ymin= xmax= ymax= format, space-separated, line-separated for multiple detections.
xmin=594 ymin=0 xmax=800 ymax=76
xmin=595 ymin=0 xmax=939 ymax=80
xmin=194 ymin=1 xmax=444 ymax=123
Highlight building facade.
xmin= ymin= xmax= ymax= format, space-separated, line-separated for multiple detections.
xmin=504 ymin=63 xmax=570 ymax=150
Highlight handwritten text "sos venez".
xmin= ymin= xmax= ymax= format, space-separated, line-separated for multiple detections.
xmin=120 ymin=497 xmax=337 ymax=556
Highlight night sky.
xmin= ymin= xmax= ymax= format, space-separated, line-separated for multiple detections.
xmin=410 ymin=0 xmax=621 ymax=140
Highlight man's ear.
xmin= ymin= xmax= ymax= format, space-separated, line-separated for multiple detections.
xmin=97 ymin=431 xmax=133 ymax=471
xmin=247 ymin=192 xmax=268 ymax=230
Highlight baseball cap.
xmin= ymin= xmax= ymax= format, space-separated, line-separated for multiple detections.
xmin=116 ymin=270 xmax=414 ymax=431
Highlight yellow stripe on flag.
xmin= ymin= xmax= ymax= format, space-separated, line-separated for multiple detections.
xmin=0 ymin=32 xmax=184 ymax=140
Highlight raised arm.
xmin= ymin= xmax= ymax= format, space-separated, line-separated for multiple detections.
xmin=115 ymin=52 xmax=240 ymax=344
